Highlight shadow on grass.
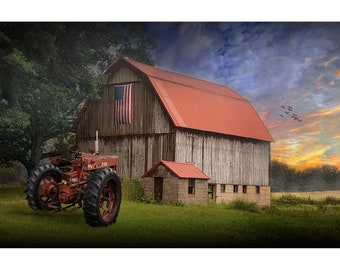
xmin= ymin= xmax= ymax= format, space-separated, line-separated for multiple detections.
xmin=1 ymin=187 xmax=340 ymax=248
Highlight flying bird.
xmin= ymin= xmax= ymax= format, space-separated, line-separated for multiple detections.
xmin=278 ymin=105 xmax=302 ymax=122
xmin=291 ymin=115 xmax=303 ymax=122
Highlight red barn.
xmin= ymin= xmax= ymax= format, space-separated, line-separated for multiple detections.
xmin=73 ymin=57 xmax=274 ymax=206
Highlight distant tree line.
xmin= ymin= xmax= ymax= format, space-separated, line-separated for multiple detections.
xmin=270 ymin=160 xmax=340 ymax=192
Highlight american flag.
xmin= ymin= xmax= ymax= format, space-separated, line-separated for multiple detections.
xmin=114 ymin=84 xmax=133 ymax=124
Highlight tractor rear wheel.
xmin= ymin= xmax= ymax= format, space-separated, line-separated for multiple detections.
xmin=83 ymin=167 xmax=121 ymax=227
xmin=25 ymin=164 xmax=62 ymax=210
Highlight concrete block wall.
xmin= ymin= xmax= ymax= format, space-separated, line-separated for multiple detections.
xmin=142 ymin=177 xmax=154 ymax=198
xmin=142 ymin=178 xmax=270 ymax=206
xmin=177 ymin=179 xmax=208 ymax=204
xmin=216 ymin=184 xmax=270 ymax=207
xmin=162 ymin=177 xmax=179 ymax=201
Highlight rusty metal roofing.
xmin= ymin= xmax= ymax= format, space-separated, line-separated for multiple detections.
xmin=114 ymin=58 xmax=274 ymax=142
xmin=142 ymin=160 xmax=210 ymax=180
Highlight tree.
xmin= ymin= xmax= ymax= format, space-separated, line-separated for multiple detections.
xmin=270 ymin=160 xmax=300 ymax=192
xmin=0 ymin=22 xmax=157 ymax=174
xmin=271 ymin=160 xmax=340 ymax=192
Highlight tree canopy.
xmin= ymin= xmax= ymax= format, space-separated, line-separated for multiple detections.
xmin=0 ymin=22 xmax=157 ymax=173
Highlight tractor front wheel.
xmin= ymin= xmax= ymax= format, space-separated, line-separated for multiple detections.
xmin=25 ymin=164 xmax=62 ymax=210
xmin=83 ymin=168 xmax=121 ymax=227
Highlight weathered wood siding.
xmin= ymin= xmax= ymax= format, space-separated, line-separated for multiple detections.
xmin=74 ymin=63 xmax=172 ymax=139
xmin=75 ymin=62 xmax=177 ymax=179
xmin=175 ymin=129 xmax=270 ymax=186
xmin=77 ymin=132 xmax=175 ymax=180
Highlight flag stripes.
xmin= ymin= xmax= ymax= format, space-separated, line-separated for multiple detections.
xmin=114 ymin=84 xmax=133 ymax=124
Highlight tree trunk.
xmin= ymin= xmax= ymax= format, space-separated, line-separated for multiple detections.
xmin=28 ymin=133 xmax=44 ymax=175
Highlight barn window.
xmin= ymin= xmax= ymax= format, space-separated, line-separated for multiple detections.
xmin=233 ymin=185 xmax=238 ymax=193
xmin=188 ymin=179 xmax=195 ymax=195
xmin=220 ymin=184 xmax=226 ymax=193
xmin=242 ymin=185 xmax=247 ymax=193
xmin=256 ymin=186 xmax=260 ymax=194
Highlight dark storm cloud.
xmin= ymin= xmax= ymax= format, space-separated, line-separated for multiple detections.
xmin=146 ymin=22 xmax=340 ymax=112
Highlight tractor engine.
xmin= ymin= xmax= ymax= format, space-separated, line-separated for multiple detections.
xmin=58 ymin=170 xmax=87 ymax=204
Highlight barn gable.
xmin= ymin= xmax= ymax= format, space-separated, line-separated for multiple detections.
xmin=73 ymin=60 xmax=174 ymax=139
xmin=111 ymin=57 xmax=274 ymax=142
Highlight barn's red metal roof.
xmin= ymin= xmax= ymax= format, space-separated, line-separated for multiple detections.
xmin=111 ymin=58 xmax=274 ymax=142
xmin=142 ymin=160 xmax=210 ymax=180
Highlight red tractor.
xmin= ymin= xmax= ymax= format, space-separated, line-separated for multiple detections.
xmin=25 ymin=135 xmax=121 ymax=227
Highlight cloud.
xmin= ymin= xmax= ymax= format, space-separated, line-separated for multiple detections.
xmin=271 ymin=104 xmax=340 ymax=169
xmin=145 ymin=22 xmax=340 ymax=169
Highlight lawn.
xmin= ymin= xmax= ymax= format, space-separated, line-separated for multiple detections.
xmin=1 ymin=187 xmax=339 ymax=248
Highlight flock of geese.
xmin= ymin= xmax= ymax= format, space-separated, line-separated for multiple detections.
xmin=279 ymin=105 xmax=303 ymax=122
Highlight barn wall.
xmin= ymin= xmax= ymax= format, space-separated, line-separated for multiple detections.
xmin=175 ymin=129 xmax=270 ymax=186
xmin=142 ymin=177 xmax=208 ymax=205
xmin=74 ymin=62 xmax=173 ymax=139
xmin=77 ymin=133 xmax=175 ymax=179
xmin=141 ymin=176 xmax=180 ymax=201
xmin=143 ymin=177 xmax=153 ymax=198
xmin=215 ymin=184 xmax=271 ymax=207
xmin=177 ymin=179 xmax=208 ymax=204
xmin=162 ymin=177 xmax=179 ymax=202
xmin=75 ymin=61 xmax=178 ymax=179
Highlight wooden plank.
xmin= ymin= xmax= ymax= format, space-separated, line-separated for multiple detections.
xmin=174 ymin=130 xmax=270 ymax=186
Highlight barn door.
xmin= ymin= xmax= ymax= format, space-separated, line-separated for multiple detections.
xmin=154 ymin=177 xmax=163 ymax=202
xmin=208 ymin=184 xmax=216 ymax=201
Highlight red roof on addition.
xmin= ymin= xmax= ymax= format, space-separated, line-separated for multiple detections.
xmin=107 ymin=58 xmax=274 ymax=142
xmin=142 ymin=160 xmax=210 ymax=180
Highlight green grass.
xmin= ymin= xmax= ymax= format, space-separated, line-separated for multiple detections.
xmin=1 ymin=187 xmax=340 ymax=248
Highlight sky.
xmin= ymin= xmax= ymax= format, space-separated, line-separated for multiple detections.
xmin=144 ymin=22 xmax=340 ymax=170
xmin=2 ymin=2 xmax=340 ymax=171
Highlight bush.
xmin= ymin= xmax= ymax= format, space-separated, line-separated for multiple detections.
xmin=160 ymin=200 xmax=185 ymax=207
xmin=121 ymin=178 xmax=145 ymax=202
xmin=323 ymin=196 xmax=340 ymax=205
xmin=140 ymin=196 xmax=157 ymax=204
xmin=0 ymin=161 xmax=27 ymax=186
xmin=273 ymin=194 xmax=316 ymax=205
xmin=226 ymin=199 xmax=259 ymax=212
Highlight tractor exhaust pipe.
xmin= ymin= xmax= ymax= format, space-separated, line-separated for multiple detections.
xmin=95 ymin=130 xmax=99 ymax=155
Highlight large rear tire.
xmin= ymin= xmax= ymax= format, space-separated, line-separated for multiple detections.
xmin=83 ymin=167 xmax=121 ymax=227
xmin=25 ymin=164 xmax=62 ymax=210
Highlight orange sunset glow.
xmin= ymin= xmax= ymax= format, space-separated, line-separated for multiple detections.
xmin=264 ymin=104 xmax=340 ymax=170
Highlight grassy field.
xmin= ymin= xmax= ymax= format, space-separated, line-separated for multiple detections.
xmin=1 ymin=187 xmax=340 ymax=248
xmin=271 ymin=190 xmax=340 ymax=200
